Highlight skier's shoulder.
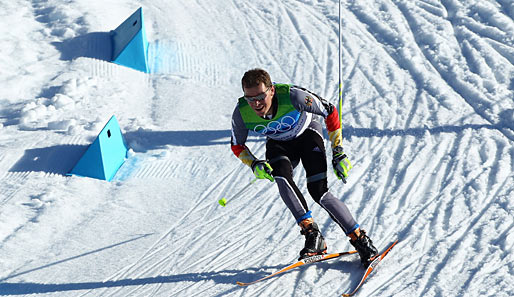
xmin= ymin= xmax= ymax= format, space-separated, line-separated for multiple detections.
xmin=288 ymin=85 xmax=322 ymax=110
xmin=289 ymin=85 xmax=319 ymax=97
xmin=231 ymin=102 xmax=246 ymax=128
xmin=231 ymin=102 xmax=240 ymax=117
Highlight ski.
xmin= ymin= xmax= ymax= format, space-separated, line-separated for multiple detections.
xmin=236 ymin=250 xmax=357 ymax=286
xmin=342 ymin=240 xmax=398 ymax=297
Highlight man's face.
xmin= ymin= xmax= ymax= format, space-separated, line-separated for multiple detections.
xmin=243 ymin=83 xmax=275 ymax=117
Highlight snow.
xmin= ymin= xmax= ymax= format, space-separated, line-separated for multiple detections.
xmin=0 ymin=0 xmax=513 ymax=296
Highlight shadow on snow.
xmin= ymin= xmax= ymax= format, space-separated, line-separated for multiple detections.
xmin=7 ymin=130 xmax=237 ymax=175
xmin=0 ymin=269 xmax=256 ymax=295
xmin=8 ymin=144 xmax=87 ymax=175
xmin=343 ymin=123 xmax=511 ymax=140
xmin=0 ymin=232 xmax=359 ymax=295
xmin=0 ymin=260 xmax=358 ymax=296
xmin=52 ymin=32 xmax=112 ymax=62
xmin=8 ymin=123 xmax=510 ymax=176
xmin=123 ymin=129 xmax=236 ymax=152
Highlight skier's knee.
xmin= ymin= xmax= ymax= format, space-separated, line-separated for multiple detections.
xmin=307 ymin=178 xmax=328 ymax=203
xmin=268 ymin=157 xmax=294 ymax=178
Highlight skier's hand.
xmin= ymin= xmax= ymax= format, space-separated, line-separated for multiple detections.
xmin=251 ymin=160 xmax=274 ymax=182
xmin=332 ymin=146 xmax=352 ymax=183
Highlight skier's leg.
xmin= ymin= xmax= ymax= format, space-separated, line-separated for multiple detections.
xmin=299 ymin=130 xmax=378 ymax=266
xmin=266 ymin=139 xmax=309 ymax=222
xmin=266 ymin=138 xmax=327 ymax=259
xmin=299 ymin=130 xmax=359 ymax=234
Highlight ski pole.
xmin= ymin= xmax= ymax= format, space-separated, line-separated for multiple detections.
xmin=218 ymin=178 xmax=258 ymax=207
xmin=338 ymin=0 xmax=343 ymax=125
xmin=338 ymin=1 xmax=349 ymax=186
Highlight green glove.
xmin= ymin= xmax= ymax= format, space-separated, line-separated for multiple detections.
xmin=251 ymin=160 xmax=274 ymax=182
xmin=332 ymin=146 xmax=352 ymax=183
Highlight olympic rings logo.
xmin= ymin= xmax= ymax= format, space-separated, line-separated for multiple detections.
xmin=254 ymin=115 xmax=297 ymax=135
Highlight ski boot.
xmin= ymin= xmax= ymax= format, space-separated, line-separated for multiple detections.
xmin=298 ymin=218 xmax=327 ymax=260
xmin=349 ymin=229 xmax=378 ymax=267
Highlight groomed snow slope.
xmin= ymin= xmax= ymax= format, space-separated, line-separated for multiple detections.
xmin=0 ymin=0 xmax=513 ymax=296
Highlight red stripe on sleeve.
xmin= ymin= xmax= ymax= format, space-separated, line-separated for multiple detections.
xmin=325 ymin=107 xmax=341 ymax=132
xmin=231 ymin=144 xmax=246 ymax=157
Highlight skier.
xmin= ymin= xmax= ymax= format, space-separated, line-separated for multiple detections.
xmin=230 ymin=68 xmax=378 ymax=266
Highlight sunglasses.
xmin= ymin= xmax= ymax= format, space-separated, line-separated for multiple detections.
xmin=244 ymin=85 xmax=272 ymax=102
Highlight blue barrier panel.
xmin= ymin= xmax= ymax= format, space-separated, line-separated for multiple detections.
xmin=69 ymin=115 xmax=128 ymax=181
xmin=111 ymin=7 xmax=149 ymax=73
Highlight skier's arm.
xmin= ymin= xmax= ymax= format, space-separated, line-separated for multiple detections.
xmin=323 ymin=106 xmax=352 ymax=182
xmin=323 ymin=103 xmax=343 ymax=149
xmin=231 ymin=143 xmax=256 ymax=167
xmin=231 ymin=106 xmax=274 ymax=181
xmin=290 ymin=86 xmax=343 ymax=148
xmin=230 ymin=106 xmax=256 ymax=167
xmin=291 ymin=86 xmax=351 ymax=182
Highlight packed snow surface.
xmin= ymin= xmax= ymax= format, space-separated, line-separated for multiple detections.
xmin=0 ymin=0 xmax=513 ymax=296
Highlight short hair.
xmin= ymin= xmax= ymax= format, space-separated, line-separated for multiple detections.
xmin=241 ymin=68 xmax=272 ymax=90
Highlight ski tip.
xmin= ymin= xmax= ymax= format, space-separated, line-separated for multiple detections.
xmin=236 ymin=281 xmax=249 ymax=287
xmin=386 ymin=239 xmax=399 ymax=252
xmin=341 ymin=240 xmax=399 ymax=297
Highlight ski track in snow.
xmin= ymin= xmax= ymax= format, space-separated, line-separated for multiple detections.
xmin=0 ymin=0 xmax=513 ymax=296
